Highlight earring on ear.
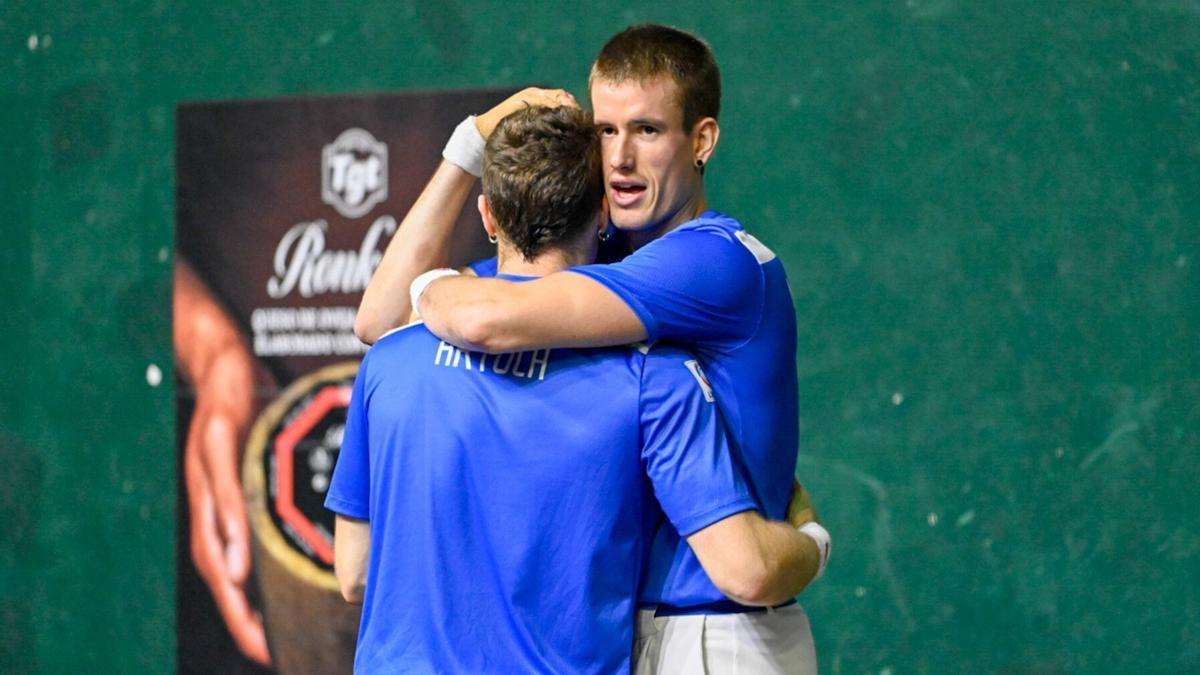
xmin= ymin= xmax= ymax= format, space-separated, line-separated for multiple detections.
xmin=695 ymin=158 xmax=705 ymax=168
xmin=598 ymin=226 xmax=612 ymax=242
xmin=488 ymin=233 xmax=498 ymax=244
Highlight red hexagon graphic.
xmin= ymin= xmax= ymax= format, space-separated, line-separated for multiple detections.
xmin=273 ymin=384 xmax=353 ymax=565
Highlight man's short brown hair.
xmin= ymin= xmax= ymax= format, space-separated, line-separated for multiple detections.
xmin=482 ymin=105 xmax=603 ymax=262
xmin=590 ymin=23 xmax=721 ymax=131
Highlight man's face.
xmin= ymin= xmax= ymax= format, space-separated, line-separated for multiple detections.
xmin=591 ymin=76 xmax=703 ymax=238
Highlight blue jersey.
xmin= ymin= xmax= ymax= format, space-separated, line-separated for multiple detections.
xmin=570 ymin=211 xmax=800 ymax=610
xmin=325 ymin=301 xmax=754 ymax=672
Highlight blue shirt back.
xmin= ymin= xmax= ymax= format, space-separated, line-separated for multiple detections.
xmin=570 ymin=211 xmax=800 ymax=609
xmin=325 ymin=311 xmax=754 ymax=672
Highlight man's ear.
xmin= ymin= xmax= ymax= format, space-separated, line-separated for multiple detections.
xmin=693 ymin=117 xmax=720 ymax=166
xmin=478 ymin=194 xmax=498 ymax=241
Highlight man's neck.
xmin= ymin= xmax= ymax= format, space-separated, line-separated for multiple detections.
xmin=628 ymin=191 xmax=709 ymax=250
xmin=496 ymin=242 xmax=592 ymax=278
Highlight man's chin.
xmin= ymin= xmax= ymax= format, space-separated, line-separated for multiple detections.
xmin=610 ymin=209 xmax=656 ymax=233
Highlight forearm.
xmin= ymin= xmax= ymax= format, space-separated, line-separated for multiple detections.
xmin=354 ymin=160 xmax=477 ymax=344
xmin=688 ymin=511 xmax=823 ymax=607
xmin=419 ymin=273 xmax=647 ymax=354
xmin=334 ymin=516 xmax=370 ymax=604
xmin=174 ymin=260 xmax=250 ymax=385
xmin=419 ymin=276 xmax=536 ymax=353
xmin=742 ymin=518 xmax=822 ymax=605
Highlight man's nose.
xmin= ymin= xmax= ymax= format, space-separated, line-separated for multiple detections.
xmin=608 ymin=134 xmax=633 ymax=171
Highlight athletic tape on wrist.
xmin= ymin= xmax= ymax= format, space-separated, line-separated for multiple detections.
xmin=410 ymin=268 xmax=461 ymax=319
xmin=798 ymin=521 xmax=832 ymax=581
xmin=442 ymin=116 xmax=486 ymax=177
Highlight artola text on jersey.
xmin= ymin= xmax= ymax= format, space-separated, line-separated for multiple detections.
xmin=434 ymin=341 xmax=551 ymax=381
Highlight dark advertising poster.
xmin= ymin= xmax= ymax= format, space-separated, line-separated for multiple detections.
xmin=175 ymin=90 xmax=505 ymax=673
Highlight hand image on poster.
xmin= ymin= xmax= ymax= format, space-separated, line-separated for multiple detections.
xmin=175 ymin=259 xmax=274 ymax=667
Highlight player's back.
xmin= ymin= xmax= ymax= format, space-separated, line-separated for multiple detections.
xmin=337 ymin=323 xmax=654 ymax=674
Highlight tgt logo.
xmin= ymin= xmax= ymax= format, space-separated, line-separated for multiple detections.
xmin=321 ymin=128 xmax=388 ymax=219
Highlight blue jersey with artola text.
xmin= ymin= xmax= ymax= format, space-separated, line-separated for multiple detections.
xmin=570 ymin=211 xmax=801 ymax=610
xmin=324 ymin=286 xmax=754 ymax=673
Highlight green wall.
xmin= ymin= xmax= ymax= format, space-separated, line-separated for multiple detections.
xmin=2 ymin=1 xmax=1197 ymax=672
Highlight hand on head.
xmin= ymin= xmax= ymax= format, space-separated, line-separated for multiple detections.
xmin=475 ymin=87 xmax=581 ymax=139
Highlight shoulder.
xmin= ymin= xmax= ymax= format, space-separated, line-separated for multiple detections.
xmin=637 ymin=342 xmax=717 ymax=404
xmin=647 ymin=212 xmax=770 ymax=275
xmin=365 ymin=322 xmax=437 ymax=365
xmin=374 ymin=320 xmax=433 ymax=347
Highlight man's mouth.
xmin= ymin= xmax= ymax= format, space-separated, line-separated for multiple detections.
xmin=610 ymin=180 xmax=646 ymax=208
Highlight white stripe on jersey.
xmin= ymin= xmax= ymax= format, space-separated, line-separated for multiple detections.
xmin=684 ymin=359 xmax=716 ymax=403
xmin=735 ymin=230 xmax=777 ymax=264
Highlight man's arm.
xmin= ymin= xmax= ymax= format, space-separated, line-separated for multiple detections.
xmin=686 ymin=511 xmax=822 ymax=607
xmin=354 ymin=87 xmax=582 ymax=344
xmin=418 ymin=216 xmax=764 ymax=354
xmin=687 ymin=479 xmax=829 ymax=607
xmin=333 ymin=515 xmax=371 ymax=604
xmin=354 ymin=160 xmax=476 ymax=344
xmin=419 ymin=272 xmax=646 ymax=353
xmin=325 ymin=354 xmax=374 ymax=604
xmin=637 ymin=349 xmax=829 ymax=608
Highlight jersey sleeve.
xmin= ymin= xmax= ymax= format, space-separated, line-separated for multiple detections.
xmin=569 ymin=226 xmax=763 ymax=346
xmin=638 ymin=348 xmax=758 ymax=536
xmin=324 ymin=355 xmax=372 ymax=520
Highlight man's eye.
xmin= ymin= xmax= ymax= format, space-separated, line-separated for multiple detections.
xmin=640 ymin=125 xmax=658 ymax=135
xmin=597 ymin=127 xmax=616 ymax=136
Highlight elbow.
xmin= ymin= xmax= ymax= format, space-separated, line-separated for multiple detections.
xmin=342 ymin=586 xmax=365 ymax=605
xmin=353 ymin=312 xmax=381 ymax=346
xmin=341 ymin=588 xmax=364 ymax=605
xmin=712 ymin=559 xmax=778 ymax=608
xmin=335 ymin=566 xmax=366 ymax=604
xmin=337 ymin=575 xmax=365 ymax=605
xmin=451 ymin=304 xmax=511 ymax=354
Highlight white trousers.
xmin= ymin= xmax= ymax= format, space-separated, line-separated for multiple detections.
xmin=634 ymin=604 xmax=818 ymax=674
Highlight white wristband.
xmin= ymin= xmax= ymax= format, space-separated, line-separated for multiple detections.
xmin=410 ymin=268 xmax=461 ymax=319
xmin=442 ymin=116 xmax=486 ymax=177
xmin=798 ymin=521 xmax=832 ymax=581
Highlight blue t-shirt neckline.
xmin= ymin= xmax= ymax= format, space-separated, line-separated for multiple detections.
xmin=495 ymin=272 xmax=536 ymax=282
xmin=670 ymin=210 xmax=738 ymax=234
